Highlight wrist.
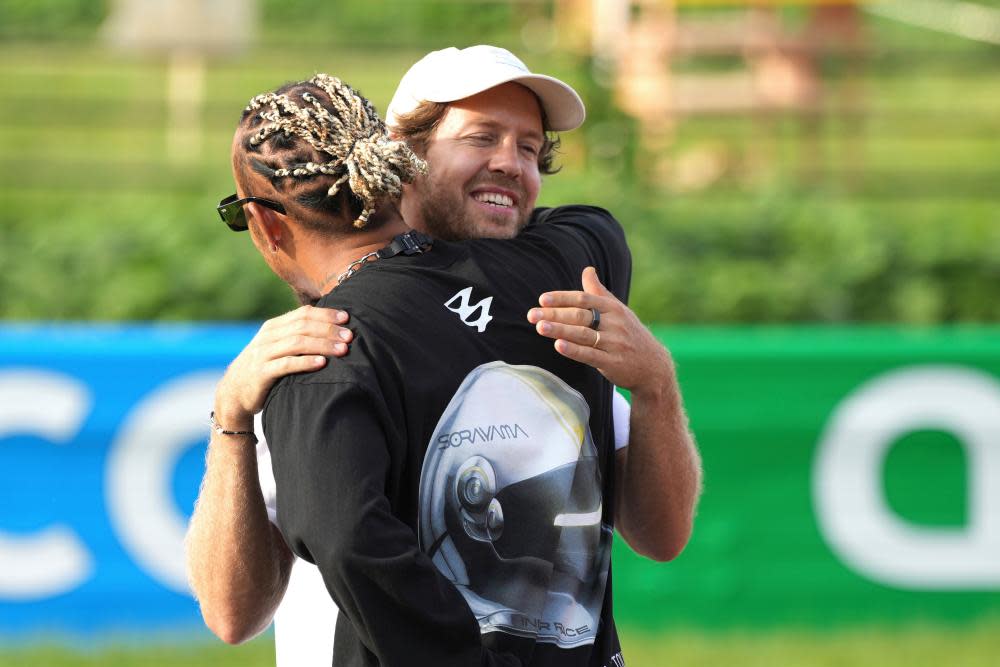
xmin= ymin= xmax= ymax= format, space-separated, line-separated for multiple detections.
xmin=210 ymin=405 xmax=255 ymax=435
xmin=629 ymin=382 xmax=672 ymax=405
xmin=628 ymin=349 xmax=676 ymax=402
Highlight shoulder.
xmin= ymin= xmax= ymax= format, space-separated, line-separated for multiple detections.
xmin=265 ymin=371 xmax=376 ymax=419
xmin=521 ymin=204 xmax=631 ymax=303
xmin=530 ymin=205 xmax=624 ymax=234
xmin=526 ymin=205 xmax=627 ymax=255
xmin=263 ymin=371 xmax=388 ymax=459
xmin=265 ymin=328 xmax=381 ymax=408
xmin=526 ymin=203 xmax=629 ymax=267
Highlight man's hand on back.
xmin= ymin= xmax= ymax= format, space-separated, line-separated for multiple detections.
xmin=527 ymin=266 xmax=701 ymax=562
xmin=215 ymin=305 xmax=353 ymax=425
xmin=187 ymin=304 xmax=354 ymax=645
xmin=527 ymin=266 xmax=671 ymax=398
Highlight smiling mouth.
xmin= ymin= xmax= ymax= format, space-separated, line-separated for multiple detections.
xmin=472 ymin=191 xmax=515 ymax=210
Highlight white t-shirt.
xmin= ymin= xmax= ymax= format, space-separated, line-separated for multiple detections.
xmin=256 ymin=390 xmax=632 ymax=667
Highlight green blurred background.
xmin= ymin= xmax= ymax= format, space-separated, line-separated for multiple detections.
xmin=2 ymin=0 xmax=998 ymax=324
xmin=2 ymin=0 xmax=999 ymax=665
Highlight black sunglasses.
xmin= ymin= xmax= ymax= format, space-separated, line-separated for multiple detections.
xmin=216 ymin=193 xmax=286 ymax=232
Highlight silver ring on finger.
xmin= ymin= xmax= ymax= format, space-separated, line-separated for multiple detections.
xmin=591 ymin=332 xmax=601 ymax=349
xmin=589 ymin=307 xmax=601 ymax=331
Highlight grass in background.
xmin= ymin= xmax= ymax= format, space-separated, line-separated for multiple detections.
xmin=620 ymin=619 xmax=1000 ymax=667
xmin=0 ymin=638 xmax=274 ymax=667
xmin=4 ymin=621 xmax=999 ymax=667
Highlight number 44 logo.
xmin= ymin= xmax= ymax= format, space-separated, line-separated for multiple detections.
xmin=445 ymin=287 xmax=493 ymax=333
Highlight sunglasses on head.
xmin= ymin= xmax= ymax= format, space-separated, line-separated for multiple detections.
xmin=216 ymin=193 xmax=286 ymax=232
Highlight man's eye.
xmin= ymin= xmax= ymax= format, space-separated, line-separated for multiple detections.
xmin=520 ymin=144 xmax=540 ymax=157
xmin=468 ymin=134 xmax=494 ymax=144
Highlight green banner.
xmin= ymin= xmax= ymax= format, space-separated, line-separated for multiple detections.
xmin=613 ymin=327 xmax=1000 ymax=629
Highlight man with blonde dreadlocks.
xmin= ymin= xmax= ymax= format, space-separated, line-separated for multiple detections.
xmin=213 ymin=70 xmax=634 ymax=667
xmin=187 ymin=46 xmax=700 ymax=667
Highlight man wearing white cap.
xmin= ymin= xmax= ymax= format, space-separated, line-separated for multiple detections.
xmin=386 ymin=45 xmax=587 ymax=243
xmin=187 ymin=45 xmax=700 ymax=667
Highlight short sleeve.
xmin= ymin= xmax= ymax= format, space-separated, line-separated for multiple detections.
xmin=527 ymin=205 xmax=632 ymax=304
xmin=612 ymin=388 xmax=631 ymax=451
xmin=254 ymin=412 xmax=279 ymax=525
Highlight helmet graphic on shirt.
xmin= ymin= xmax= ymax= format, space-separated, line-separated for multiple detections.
xmin=418 ymin=361 xmax=611 ymax=648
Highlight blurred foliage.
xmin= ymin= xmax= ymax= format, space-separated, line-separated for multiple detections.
xmin=0 ymin=0 xmax=105 ymax=40
xmin=260 ymin=0 xmax=521 ymax=47
xmin=0 ymin=2 xmax=998 ymax=323
xmin=0 ymin=0 xmax=522 ymax=46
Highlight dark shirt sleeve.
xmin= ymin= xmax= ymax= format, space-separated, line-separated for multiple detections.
xmin=264 ymin=379 xmax=523 ymax=667
xmin=528 ymin=205 xmax=632 ymax=304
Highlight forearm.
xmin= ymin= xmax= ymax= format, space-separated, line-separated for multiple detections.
xmin=186 ymin=411 xmax=293 ymax=644
xmin=616 ymin=359 xmax=702 ymax=562
xmin=184 ymin=307 xmax=351 ymax=643
xmin=524 ymin=245 xmax=702 ymax=560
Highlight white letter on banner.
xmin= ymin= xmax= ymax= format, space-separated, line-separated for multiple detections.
xmin=0 ymin=370 xmax=94 ymax=600
xmin=814 ymin=365 xmax=1000 ymax=589
xmin=106 ymin=370 xmax=220 ymax=594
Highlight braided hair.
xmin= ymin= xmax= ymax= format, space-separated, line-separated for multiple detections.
xmin=237 ymin=74 xmax=427 ymax=231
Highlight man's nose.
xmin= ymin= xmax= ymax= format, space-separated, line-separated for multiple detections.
xmin=487 ymin=138 xmax=522 ymax=178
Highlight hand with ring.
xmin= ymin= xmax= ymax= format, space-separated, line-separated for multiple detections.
xmin=527 ymin=266 xmax=674 ymax=396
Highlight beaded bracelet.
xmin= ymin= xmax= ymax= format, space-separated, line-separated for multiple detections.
xmin=209 ymin=411 xmax=258 ymax=442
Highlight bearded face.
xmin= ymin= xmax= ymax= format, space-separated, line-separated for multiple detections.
xmin=404 ymin=83 xmax=543 ymax=241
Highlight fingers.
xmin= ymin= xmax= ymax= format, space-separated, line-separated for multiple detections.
xmin=264 ymin=354 xmax=328 ymax=379
xmin=580 ymin=266 xmax=612 ymax=297
xmin=270 ymin=316 xmax=353 ymax=345
xmin=527 ymin=306 xmax=595 ymax=327
xmin=221 ymin=305 xmax=354 ymax=416
xmin=537 ymin=290 xmax=591 ymax=309
xmin=552 ymin=337 xmax=606 ymax=368
xmin=259 ymin=305 xmax=353 ymax=360
xmin=528 ymin=268 xmax=614 ymax=329
xmin=263 ymin=304 xmax=349 ymax=332
xmin=528 ymin=268 xmax=610 ymax=338
xmin=268 ymin=333 xmax=349 ymax=361
xmin=537 ymin=267 xmax=612 ymax=308
xmin=534 ymin=316 xmax=603 ymax=347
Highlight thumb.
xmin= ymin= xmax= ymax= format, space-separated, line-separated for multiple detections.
xmin=582 ymin=266 xmax=612 ymax=297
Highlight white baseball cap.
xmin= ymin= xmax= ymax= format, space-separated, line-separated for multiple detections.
xmin=386 ymin=45 xmax=586 ymax=132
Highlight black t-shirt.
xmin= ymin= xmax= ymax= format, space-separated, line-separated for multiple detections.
xmin=264 ymin=205 xmax=631 ymax=667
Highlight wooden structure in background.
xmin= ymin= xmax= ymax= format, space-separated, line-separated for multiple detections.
xmin=556 ymin=0 xmax=867 ymax=186
xmin=102 ymin=0 xmax=257 ymax=165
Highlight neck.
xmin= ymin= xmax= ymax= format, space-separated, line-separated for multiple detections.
xmin=399 ymin=183 xmax=423 ymax=233
xmin=305 ymin=206 xmax=411 ymax=296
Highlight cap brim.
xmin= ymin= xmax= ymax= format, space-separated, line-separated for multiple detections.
xmin=422 ymin=72 xmax=586 ymax=132
xmin=509 ymin=74 xmax=586 ymax=132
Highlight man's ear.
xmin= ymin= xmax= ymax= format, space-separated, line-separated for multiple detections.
xmin=247 ymin=202 xmax=285 ymax=252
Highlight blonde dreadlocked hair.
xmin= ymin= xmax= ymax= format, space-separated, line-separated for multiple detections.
xmin=237 ymin=73 xmax=427 ymax=231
